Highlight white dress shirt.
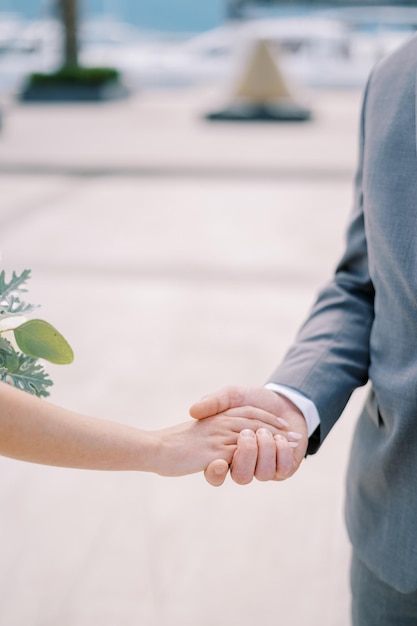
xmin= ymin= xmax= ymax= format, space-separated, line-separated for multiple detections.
xmin=264 ymin=383 xmax=320 ymax=438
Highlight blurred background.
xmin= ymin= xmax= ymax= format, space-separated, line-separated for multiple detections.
xmin=2 ymin=0 xmax=417 ymax=91
xmin=0 ymin=2 xmax=414 ymax=625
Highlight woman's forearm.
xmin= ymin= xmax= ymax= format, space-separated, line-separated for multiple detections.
xmin=0 ymin=382 xmax=158 ymax=471
xmin=0 ymin=383 xmax=284 ymax=477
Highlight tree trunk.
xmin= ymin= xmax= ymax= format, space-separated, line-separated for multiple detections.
xmin=58 ymin=0 xmax=79 ymax=68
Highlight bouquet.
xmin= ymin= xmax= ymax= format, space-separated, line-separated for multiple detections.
xmin=0 ymin=270 xmax=73 ymax=397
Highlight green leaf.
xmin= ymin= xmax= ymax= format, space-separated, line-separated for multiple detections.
xmin=0 ymin=341 xmax=53 ymax=397
xmin=14 ymin=319 xmax=74 ymax=364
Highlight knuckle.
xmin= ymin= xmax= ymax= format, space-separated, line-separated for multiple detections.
xmin=255 ymin=464 xmax=276 ymax=482
xmin=231 ymin=463 xmax=254 ymax=485
xmin=234 ymin=474 xmax=253 ymax=485
xmin=277 ymin=466 xmax=294 ymax=480
xmin=255 ymin=472 xmax=270 ymax=482
xmin=229 ymin=387 xmax=244 ymax=406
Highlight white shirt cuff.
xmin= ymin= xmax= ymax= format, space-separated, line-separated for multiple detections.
xmin=264 ymin=383 xmax=321 ymax=438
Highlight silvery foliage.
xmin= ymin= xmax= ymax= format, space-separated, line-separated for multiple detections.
xmin=0 ymin=270 xmax=53 ymax=397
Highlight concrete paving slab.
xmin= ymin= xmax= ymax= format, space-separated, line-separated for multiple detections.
xmin=0 ymin=88 xmax=362 ymax=176
xmin=1 ymin=175 xmax=352 ymax=280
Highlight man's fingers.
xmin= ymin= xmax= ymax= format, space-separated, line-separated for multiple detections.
xmin=204 ymin=459 xmax=229 ymax=487
xmin=275 ymin=435 xmax=296 ymax=480
xmin=189 ymin=386 xmax=247 ymax=420
xmin=254 ymin=429 xmax=277 ymax=481
xmin=230 ymin=429 xmax=257 ymax=485
xmin=189 ymin=386 xmax=280 ymax=420
xmin=204 ymin=431 xmax=302 ymax=487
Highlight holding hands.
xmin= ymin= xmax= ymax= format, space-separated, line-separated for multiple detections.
xmin=0 ymin=381 xmax=306 ymax=483
xmin=190 ymin=386 xmax=308 ymax=486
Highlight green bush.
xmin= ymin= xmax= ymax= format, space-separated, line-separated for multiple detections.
xmin=28 ymin=66 xmax=120 ymax=87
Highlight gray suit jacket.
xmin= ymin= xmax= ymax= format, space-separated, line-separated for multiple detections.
xmin=268 ymin=33 xmax=417 ymax=593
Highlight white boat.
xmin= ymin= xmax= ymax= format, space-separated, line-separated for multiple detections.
xmin=161 ymin=11 xmax=416 ymax=89
xmin=0 ymin=7 xmax=416 ymax=94
xmin=93 ymin=9 xmax=416 ymax=90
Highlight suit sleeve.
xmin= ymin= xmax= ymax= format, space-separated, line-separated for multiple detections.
xmin=267 ymin=76 xmax=374 ymax=454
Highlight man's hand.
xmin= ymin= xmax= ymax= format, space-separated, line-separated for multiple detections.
xmin=152 ymin=408 xmax=283 ymax=477
xmin=189 ymin=386 xmax=308 ymax=486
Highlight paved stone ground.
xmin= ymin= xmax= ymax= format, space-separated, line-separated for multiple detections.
xmin=0 ymin=86 xmax=366 ymax=625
